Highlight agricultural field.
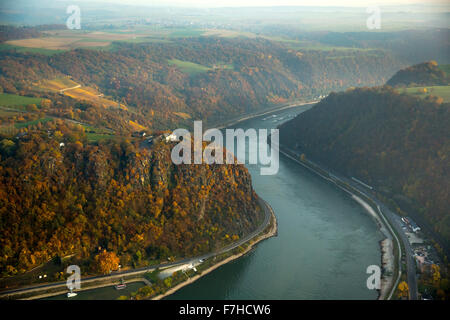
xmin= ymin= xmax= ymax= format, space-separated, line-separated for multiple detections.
xmin=6 ymin=37 xmax=105 ymax=51
xmin=33 ymin=78 xmax=127 ymax=110
xmin=183 ymin=29 xmax=369 ymax=53
xmin=4 ymin=29 xmax=146 ymax=51
xmin=167 ymin=59 xmax=233 ymax=75
xmin=2 ymin=27 xmax=207 ymax=53
xmin=64 ymin=87 xmax=126 ymax=110
xmin=167 ymin=29 xmax=205 ymax=38
xmin=0 ymin=93 xmax=42 ymax=109
xmin=0 ymin=43 xmax=65 ymax=56
xmin=33 ymin=78 xmax=79 ymax=92
xmin=85 ymin=132 xmax=116 ymax=142
xmin=398 ymin=85 xmax=450 ymax=102
xmin=274 ymin=39 xmax=379 ymax=52
xmin=1 ymin=24 xmax=379 ymax=56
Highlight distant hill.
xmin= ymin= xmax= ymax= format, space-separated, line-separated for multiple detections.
xmin=0 ymin=35 xmax=403 ymax=131
xmin=279 ymin=86 xmax=450 ymax=247
xmin=386 ymin=61 xmax=449 ymax=87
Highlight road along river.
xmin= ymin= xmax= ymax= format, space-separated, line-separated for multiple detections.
xmin=166 ymin=105 xmax=385 ymax=300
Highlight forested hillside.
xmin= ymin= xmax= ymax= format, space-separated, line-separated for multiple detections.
xmin=279 ymin=87 xmax=449 ymax=246
xmin=0 ymin=28 xmax=443 ymax=287
xmin=0 ymin=36 xmax=403 ymax=131
xmin=387 ymin=61 xmax=449 ymax=87
xmin=0 ymin=119 xmax=262 ymax=278
xmin=0 ymin=30 xmax=403 ymax=283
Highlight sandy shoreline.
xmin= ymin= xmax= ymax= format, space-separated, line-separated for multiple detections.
xmin=351 ymin=195 xmax=394 ymax=300
xmin=152 ymin=201 xmax=278 ymax=300
xmin=379 ymin=238 xmax=395 ymax=300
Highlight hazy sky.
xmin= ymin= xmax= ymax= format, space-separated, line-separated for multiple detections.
xmin=102 ymin=0 xmax=448 ymax=7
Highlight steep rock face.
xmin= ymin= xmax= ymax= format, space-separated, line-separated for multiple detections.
xmin=0 ymin=125 xmax=262 ymax=276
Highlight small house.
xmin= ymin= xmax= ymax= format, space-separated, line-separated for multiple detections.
xmin=165 ymin=133 xmax=179 ymax=142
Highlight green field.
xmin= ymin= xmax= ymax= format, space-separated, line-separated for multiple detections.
xmin=168 ymin=59 xmax=212 ymax=75
xmin=398 ymin=86 xmax=450 ymax=102
xmin=168 ymin=29 xmax=205 ymax=38
xmin=86 ymin=132 xmax=116 ymax=142
xmin=0 ymin=43 xmax=65 ymax=56
xmin=15 ymin=117 xmax=53 ymax=129
xmin=0 ymin=93 xmax=42 ymax=109
xmin=84 ymin=125 xmax=115 ymax=142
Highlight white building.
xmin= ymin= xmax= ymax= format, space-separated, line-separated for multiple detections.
xmin=165 ymin=133 xmax=179 ymax=142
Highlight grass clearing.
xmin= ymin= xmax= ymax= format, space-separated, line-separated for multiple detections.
xmin=3 ymin=28 xmax=181 ymax=52
xmin=398 ymin=85 xmax=450 ymax=102
xmin=34 ymin=78 xmax=126 ymax=110
xmin=86 ymin=132 xmax=116 ymax=142
xmin=168 ymin=29 xmax=205 ymax=38
xmin=168 ymin=59 xmax=211 ymax=75
xmin=4 ymin=30 xmax=156 ymax=51
xmin=15 ymin=117 xmax=53 ymax=129
xmin=275 ymin=39 xmax=378 ymax=53
xmin=202 ymin=29 xmax=256 ymax=38
xmin=0 ymin=93 xmax=42 ymax=109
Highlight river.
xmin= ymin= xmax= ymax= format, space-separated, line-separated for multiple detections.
xmin=166 ymin=105 xmax=384 ymax=300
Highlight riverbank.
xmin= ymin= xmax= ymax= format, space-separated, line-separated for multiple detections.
xmin=152 ymin=199 xmax=278 ymax=300
xmin=351 ymin=195 xmax=395 ymax=300
xmin=273 ymin=142 xmax=399 ymax=300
